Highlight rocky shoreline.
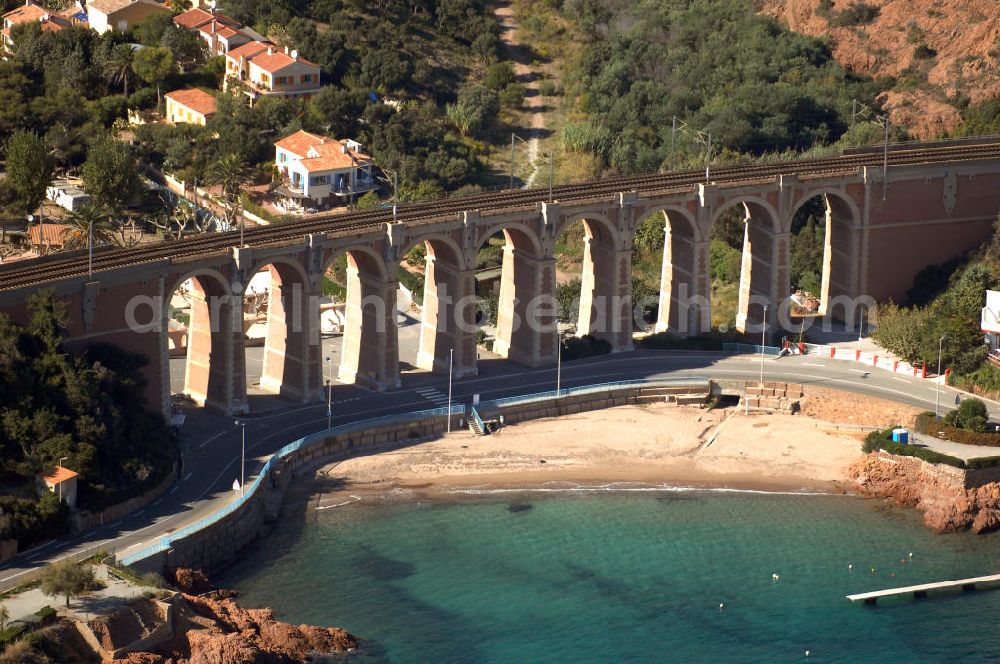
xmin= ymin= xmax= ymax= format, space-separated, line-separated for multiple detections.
xmin=115 ymin=568 xmax=358 ymax=664
xmin=849 ymin=453 xmax=1000 ymax=534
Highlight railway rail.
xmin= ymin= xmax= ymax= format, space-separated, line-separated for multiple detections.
xmin=3 ymin=138 xmax=1000 ymax=292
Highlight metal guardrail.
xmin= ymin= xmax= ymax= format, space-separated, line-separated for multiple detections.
xmin=469 ymin=406 xmax=486 ymax=434
xmin=722 ymin=343 xmax=781 ymax=357
xmin=119 ymin=404 xmax=462 ymax=567
xmin=477 ymin=377 xmax=710 ymax=412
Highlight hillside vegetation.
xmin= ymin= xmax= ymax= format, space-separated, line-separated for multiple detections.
xmin=0 ymin=291 xmax=176 ymax=548
xmin=556 ymin=0 xmax=884 ymax=175
xmin=760 ymin=0 xmax=1000 ymax=139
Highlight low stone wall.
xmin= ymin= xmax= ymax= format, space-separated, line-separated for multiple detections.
xmin=479 ymin=384 xmax=710 ymax=425
xmin=130 ymin=414 xmax=452 ymax=575
xmin=71 ymin=464 xmax=179 ymax=534
xmin=742 ymin=382 xmax=802 ymax=413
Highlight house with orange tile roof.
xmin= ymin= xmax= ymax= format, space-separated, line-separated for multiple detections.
xmin=39 ymin=465 xmax=79 ymax=507
xmin=225 ymin=41 xmax=321 ymax=103
xmin=274 ymin=130 xmax=377 ymax=208
xmin=164 ymin=88 xmax=217 ymax=125
xmin=29 ymin=222 xmax=69 ymax=250
xmin=172 ymin=6 xmax=260 ymax=56
xmin=86 ymin=0 xmax=168 ymax=35
xmin=2 ymin=1 xmax=72 ymax=54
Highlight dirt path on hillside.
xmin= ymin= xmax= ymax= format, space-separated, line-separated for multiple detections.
xmin=495 ymin=2 xmax=546 ymax=188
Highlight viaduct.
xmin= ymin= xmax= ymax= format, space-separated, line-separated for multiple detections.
xmin=2 ymin=138 xmax=1000 ymax=417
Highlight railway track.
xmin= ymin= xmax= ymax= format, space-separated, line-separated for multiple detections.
xmin=3 ymin=139 xmax=1000 ymax=292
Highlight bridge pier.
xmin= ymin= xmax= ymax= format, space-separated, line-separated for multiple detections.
xmin=417 ymin=255 xmax=478 ymax=377
xmin=494 ymin=248 xmax=558 ymax=366
xmin=577 ymin=232 xmax=634 ymax=352
xmin=259 ymin=269 xmax=322 ymax=403
xmin=339 ymin=265 xmax=400 ymax=391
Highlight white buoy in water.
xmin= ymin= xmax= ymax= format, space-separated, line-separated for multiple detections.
xmin=719 ymin=603 xmax=725 ymax=611
xmin=805 ymin=650 xmax=811 ymax=657
xmin=772 ymin=573 xmax=780 ymax=581
xmin=848 ymin=564 xmax=853 ymax=570
xmin=909 ymin=552 xmax=914 ymax=558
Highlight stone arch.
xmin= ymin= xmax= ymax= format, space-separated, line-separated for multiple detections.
xmin=788 ymin=189 xmax=862 ymax=324
xmin=711 ymin=198 xmax=782 ymax=332
xmin=325 ymin=245 xmax=398 ymax=391
xmin=556 ymin=213 xmax=632 ymax=351
xmin=163 ymin=268 xmax=246 ymax=413
xmin=638 ymin=206 xmax=709 ymax=335
xmin=475 ymin=223 xmax=556 ymax=367
xmin=244 ymin=256 xmax=317 ymax=402
xmin=399 ymin=233 xmax=477 ymax=376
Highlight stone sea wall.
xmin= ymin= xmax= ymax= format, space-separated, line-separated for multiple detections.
xmin=848 ymin=451 xmax=1000 ymax=533
xmin=130 ymin=381 xmax=716 ymax=576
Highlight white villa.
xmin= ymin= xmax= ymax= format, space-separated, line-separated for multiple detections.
xmin=274 ymin=130 xmax=377 ymax=209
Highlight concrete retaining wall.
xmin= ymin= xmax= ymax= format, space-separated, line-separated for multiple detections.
xmin=72 ymin=465 xmax=178 ymax=534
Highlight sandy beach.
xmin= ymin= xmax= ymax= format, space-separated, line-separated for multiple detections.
xmin=303 ymin=390 xmax=923 ymax=503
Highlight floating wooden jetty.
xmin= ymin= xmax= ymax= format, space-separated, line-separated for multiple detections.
xmin=847 ymin=573 xmax=1000 ymax=605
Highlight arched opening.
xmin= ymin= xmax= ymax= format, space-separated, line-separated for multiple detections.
xmin=165 ymin=271 xmax=245 ymax=413
xmin=241 ymin=260 xmax=317 ymax=402
xmin=400 ymin=236 xmax=475 ymax=376
xmin=789 ymin=192 xmax=859 ymax=326
xmin=636 ymin=208 xmax=704 ymax=335
xmin=474 ymin=225 xmax=553 ymax=366
xmin=704 ymin=206 xmax=747 ymax=332
xmin=321 ymin=248 xmax=397 ymax=390
xmin=554 ymin=216 xmax=632 ymax=351
xmin=712 ymin=199 xmax=781 ymax=333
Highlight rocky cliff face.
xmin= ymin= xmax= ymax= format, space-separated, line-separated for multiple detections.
xmin=117 ymin=569 xmax=358 ymax=664
xmin=760 ymin=1 xmax=1000 ymax=138
xmin=848 ymin=452 xmax=1000 ymax=533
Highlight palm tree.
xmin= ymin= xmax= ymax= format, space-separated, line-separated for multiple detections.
xmin=206 ymin=154 xmax=253 ymax=242
xmin=63 ymin=203 xmax=116 ymax=250
xmin=104 ymin=44 xmax=136 ymax=98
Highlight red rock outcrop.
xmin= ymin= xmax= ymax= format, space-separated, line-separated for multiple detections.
xmin=848 ymin=452 xmax=1000 ymax=533
xmin=122 ymin=570 xmax=358 ymax=663
xmin=760 ymin=0 xmax=1000 ymax=138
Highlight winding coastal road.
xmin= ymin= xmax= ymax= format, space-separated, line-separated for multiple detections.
xmin=0 ymin=350 xmax=991 ymax=591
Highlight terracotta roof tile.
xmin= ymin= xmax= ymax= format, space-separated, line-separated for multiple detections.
xmin=87 ymin=0 xmax=165 ymax=16
xmin=3 ymin=3 xmax=48 ymax=24
xmin=226 ymin=39 xmax=271 ymax=61
xmin=165 ymin=88 xmax=217 ymax=117
xmin=40 ymin=465 xmax=78 ymax=484
xmin=247 ymin=49 xmax=318 ymax=74
xmin=29 ymin=223 xmax=68 ymax=247
xmin=276 ymin=130 xmax=371 ymax=172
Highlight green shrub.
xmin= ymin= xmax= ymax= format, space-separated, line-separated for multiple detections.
xmin=0 ymin=623 xmax=26 ymax=645
xmin=832 ymin=2 xmax=881 ymax=27
xmin=966 ymin=456 xmax=1000 ymax=470
xmin=863 ymin=427 xmax=967 ymax=467
xmin=561 ymin=335 xmax=611 ymax=361
xmin=34 ymin=606 xmax=55 ymax=625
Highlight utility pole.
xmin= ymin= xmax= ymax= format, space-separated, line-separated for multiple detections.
xmin=760 ymin=304 xmax=768 ymax=384
xmin=705 ymin=132 xmax=712 ymax=184
xmin=556 ymin=329 xmax=563 ymax=396
xmin=851 ymin=99 xmax=858 ymax=130
xmin=510 ymin=133 xmax=516 ymax=189
xmin=325 ymin=355 xmax=333 ymax=430
xmin=548 ymin=151 xmax=554 ymax=202
xmin=935 ymin=335 xmax=947 ymax=420
xmin=447 ymin=348 xmax=454 ymax=433
xmin=87 ymin=220 xmax=93 ymax=279
xmin=858 ymin=307 xmax=865 ymax=342
xmin=882 ymin=114 xmax=890 ymax=202
xmin=670 ymin=116 xmax=677 ymax=171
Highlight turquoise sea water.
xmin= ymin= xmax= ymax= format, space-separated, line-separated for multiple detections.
xmin=221 ymin=490 xmax=1000 ymax=663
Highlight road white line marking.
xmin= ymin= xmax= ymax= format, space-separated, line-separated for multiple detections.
xmin=152 ymin=499 xmax=163 ymax=506
xmin=134 ymin=510 xmax=145 ymax=516
xmin=183 ymin=473 xmax=192 ymax=481
xmin=848 ymin=369 xmax=870 ymax=374
xmin=169 ymin=486 xmax=178 ymax=495
xmin=891 ymin=377 xmax=910 ymax=383
xmin=801 ymin=363 xmax=826 ymax=367
xmin=108 ymin=520 xmax=122 ymax=527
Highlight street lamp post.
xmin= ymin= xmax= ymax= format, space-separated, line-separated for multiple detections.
xmin=325 ymin=355 xmax=333 ymax=430
xmin=556 ymin=330 xmax=563 ymax=397
xmin=58 ymin=456 xmax=69 ymax=503
xmin=936 ymin=335 xmax=947 ymax=420
xmin=760 ymin=305 xmax=768 ymax=384
xmin=858 ymin=307 xmax=866 ymax=342
xmin=447 ymin=348 xmax=454 ymax=433
xmin=235 ymin=420 xmax=245 ymax=497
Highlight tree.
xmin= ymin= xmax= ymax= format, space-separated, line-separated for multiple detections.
xmin=0 ymin=604 xmax=8 ymax=631
xmin=945 ymin=397 xmax=989 ymax=432
xmin=63 ymin=203 xmax=117 ymax=250
xmin=81 ymin=136 xmax=140 ymax=215
xmin=39 ymin=559 xmax=95 ymax=608
xmin=104 ymin=43 xmax=136 ymax=98
xmin=4 ymin=130 xmax=54 ymax=223
xmin=446 ymin=84 xmax=498 ymax=137
xmin=206 ymin=153 xmax=252 ymax=231
xmin=133 ymin=46 xmax=174 ymax=109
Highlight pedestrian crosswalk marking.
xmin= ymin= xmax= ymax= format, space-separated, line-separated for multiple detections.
xmin=415 ymin=387 xmax=449 ymax=405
